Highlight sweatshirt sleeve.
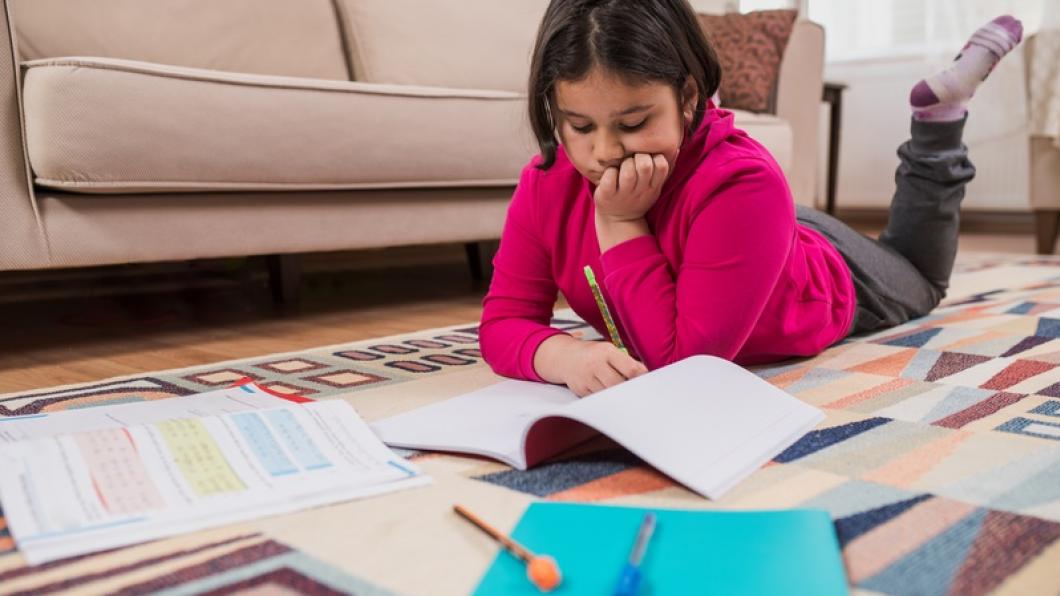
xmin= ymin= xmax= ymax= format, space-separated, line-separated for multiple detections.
xmin=479 ymin=164 xmax=568 ymax=381
xmin=599 ymin=157 xmax=794 ymax=370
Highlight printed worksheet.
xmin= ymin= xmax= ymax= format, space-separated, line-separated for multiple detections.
xmin=0 ymin=384 xmax=294 ymax=443
xmin=0 ymin=398 xmax=429 ymax=564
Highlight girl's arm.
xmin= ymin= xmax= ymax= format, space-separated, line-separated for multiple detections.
xmin=598 ymin=157 xmax=794 ymax=369
xmin=481 ymin=163 xmax=650 ymax=392
xmin=479 ymin=165 xmax=569 ymax=381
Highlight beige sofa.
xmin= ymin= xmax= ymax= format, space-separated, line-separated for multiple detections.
xmin=1026 ymin=32 xmax=1060 ymax=254
xmin=0 ymin=0 xmax=824 ymax=281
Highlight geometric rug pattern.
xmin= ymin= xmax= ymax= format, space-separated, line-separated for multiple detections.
xmin=2 ymin=256 xmax=1060 ymax=594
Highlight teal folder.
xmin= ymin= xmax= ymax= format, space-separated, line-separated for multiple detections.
xmin=474 ymin=503 xmax=848 ymax=596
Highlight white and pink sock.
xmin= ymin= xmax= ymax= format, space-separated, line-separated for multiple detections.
xmin=910 ymin=16 xmax=1023 ymax=122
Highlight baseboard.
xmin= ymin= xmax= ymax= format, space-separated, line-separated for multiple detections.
xmin=833 ymin=208 xmax=1035 ymax=235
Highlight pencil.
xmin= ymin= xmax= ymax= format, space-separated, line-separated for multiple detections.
xmin=584 ymin=265 xmax=627 ymax=353
xmin=453 ymin=504 xmax=562 ymax=592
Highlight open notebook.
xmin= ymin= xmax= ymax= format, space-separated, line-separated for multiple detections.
xmin=372 ymin=355 xmax=823 ymax=500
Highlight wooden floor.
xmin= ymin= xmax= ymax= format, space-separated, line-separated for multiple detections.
xmin=0 ymin=230 xmax=1040 ymax=394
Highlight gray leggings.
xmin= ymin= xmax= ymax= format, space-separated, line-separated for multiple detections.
xmin=796 ymin=117 xmax=976 ymax=336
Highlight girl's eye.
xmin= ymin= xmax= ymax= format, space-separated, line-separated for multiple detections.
xmin=619 ymin=119 xmax=647 ymax=132
xmin=568 ymin=119 xmax=645 ymax=134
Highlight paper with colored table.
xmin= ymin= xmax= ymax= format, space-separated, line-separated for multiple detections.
xmin=0 ymin=385 xmax=429 ymax=564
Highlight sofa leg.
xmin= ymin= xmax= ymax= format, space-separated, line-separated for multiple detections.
xmin=464 ymin=243 xmax=483 ymax=281
xmin=1035 ymin=211 xmax=1060 ymax=255
xmin=266 ymin=254 xmax=302 ymax=307
xmin=464 ymin=241 xmax=497 ymax=281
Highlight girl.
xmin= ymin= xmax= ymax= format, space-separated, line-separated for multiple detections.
xmin=480 ymin=0 xmax=1023 ymax=397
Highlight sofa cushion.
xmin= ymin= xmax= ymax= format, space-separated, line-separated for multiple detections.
xmin=22 ymin=58 xmax=536 ymax=194
xmin=11 ymin=0 xmax=352 ymax=80
xmin=336 ymin=0 xmax=546 ymax=91
xmin=698 ymin=10 xmax=798 ymax=113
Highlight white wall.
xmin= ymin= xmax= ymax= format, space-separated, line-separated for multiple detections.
xmin=825 ymin=49 xmax=1030 ymax=211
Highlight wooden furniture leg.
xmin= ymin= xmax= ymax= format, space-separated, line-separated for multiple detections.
xmin=266 ymin=254 xmax=302 ymax=307
xmin=1035 ymin=210 xmax=1060 ymax=255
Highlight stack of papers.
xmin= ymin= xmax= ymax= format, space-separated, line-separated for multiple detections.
xmin=0 ymin=385 xmax=429 ymax=564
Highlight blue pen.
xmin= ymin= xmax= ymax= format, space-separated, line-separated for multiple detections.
xmin=613 ymin=512 xmax=656 ymax=596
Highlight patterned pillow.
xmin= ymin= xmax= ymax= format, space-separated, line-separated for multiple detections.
xmin=698 ymin=10 xmax=798 ymax=114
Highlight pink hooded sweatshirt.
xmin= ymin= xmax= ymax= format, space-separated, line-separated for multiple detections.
xmin=480 ymin=106 xmax=856 ymax=381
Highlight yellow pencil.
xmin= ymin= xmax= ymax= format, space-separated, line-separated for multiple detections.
xmin=583 ymin=265 xmax=627 ymax=354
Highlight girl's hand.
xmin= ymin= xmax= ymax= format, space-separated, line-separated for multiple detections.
xmin=593 ymin=153 xmax=670 ymax=223
xmin=562 ymin=341 xmax=649 ymax=397
xmin=534 ymin=335 xmax=649 ymax=397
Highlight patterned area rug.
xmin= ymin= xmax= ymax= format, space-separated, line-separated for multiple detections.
xmin=2 ymin=255 xmax=1060 ymax=595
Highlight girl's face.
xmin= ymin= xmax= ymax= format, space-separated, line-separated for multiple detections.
xmin=553 ymin=67 xmax=696 ymax=186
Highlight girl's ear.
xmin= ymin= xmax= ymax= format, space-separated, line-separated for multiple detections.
xmin=680 ymin=75 xmax=698 ymax=123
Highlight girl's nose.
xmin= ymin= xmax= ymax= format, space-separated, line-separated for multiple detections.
xmin=593 ymin=136 xmax=625 ymax=169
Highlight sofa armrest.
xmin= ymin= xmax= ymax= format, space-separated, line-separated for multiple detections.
xmin=1025 ymin=33 xmax=1060 ymax=211
xmin=1030 ymin=137 xmax=1060 ymax=210
xmin=775 ymin=19 xmax=825 ymax=208
xmin=0 ymin=0 xmax=48 ymax=270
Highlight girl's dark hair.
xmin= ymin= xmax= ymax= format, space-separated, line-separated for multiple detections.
xmin=527 ymin=0 xmax=722 ymax=169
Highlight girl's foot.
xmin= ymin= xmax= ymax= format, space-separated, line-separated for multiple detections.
xmin=909 ymin=16 xmax=1023 ymax=122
